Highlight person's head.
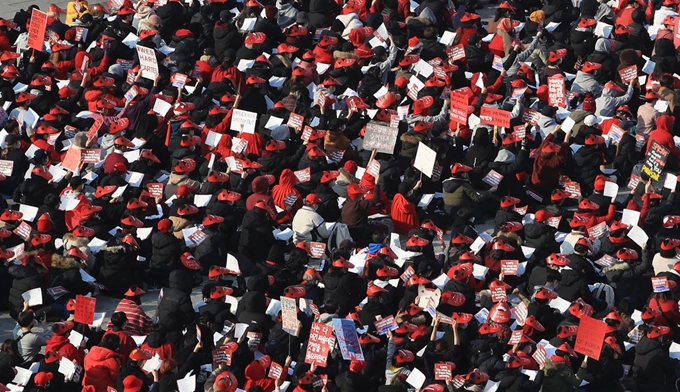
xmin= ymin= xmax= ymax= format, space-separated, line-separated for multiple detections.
xmin=110 ymin=311 xmax=127 ymax=330
xmin=3 ymin=120 xmax=18 ymax=134
xmin=0 ymin=340 xmax=18 ymax=357
xmin=100 ymin=334 xmax=120 ymax=351
xmin=324 ymin=299 xmax=338 ymax=315
xmin=160 ymin=358 xmax=178 ymax=375
xmin=17 ymin=311 xmax=35 ymax=328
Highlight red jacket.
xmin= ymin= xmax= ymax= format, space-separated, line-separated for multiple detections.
xmin=646 ymin=115 xmax=680 ymax=158
xmin=244 ymin=361 xmax=276 ymax=392
xmin=83 ymin=346 xmax=122 ymax=392
xmin=102 ymin=330 xmax=136 ymax=362
xmin=46 ymin=334 xmax=85 ymax=365
xmin=103 ymin=151 xmax=129 ymax=174
xmin=141 ymin=340 xmax=176 ymax=361
xmin=531 ymin=133 xmax=570 ymax=191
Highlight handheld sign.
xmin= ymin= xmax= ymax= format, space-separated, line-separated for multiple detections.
xmin=641 ymin=140 xmax=670 ymax=182
xmin=413 ymin=142 xmax=437 ymax=177
xmin=363 ymin=122 xmax=399 ymax=154
xmin=281 ymin=296 xmax=298 ymax=334
xmin=28 ymin=9 xmax=48 ymax=51
xmin=230 ymin=109 xmax=258 ymax=134
xmin=332 ymin=318 xmax=364 ymax=360
xmin=547 ymin=74 xmax=566 ymax=108
xmin=574 ymin=315 xmax=608 ymax=360
xmin=305 ymin=322 xmax=335 ymax=367
xmin=449 ymin=93 xmax=468 ymax=125
xmin=73 ymin=295 xmax=97 ymax=325
xmin=136 ymin=46 xmax=159 ymax=80
xmin=479 ymin=107 xmax=511 ymax=128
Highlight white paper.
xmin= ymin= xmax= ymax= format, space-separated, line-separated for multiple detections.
xmin=413 ymin=142 xmax=437 ymax=178
xmin=669 ymin=342 xmax=680 ymax=359
xmin=642 ymin=58 xmax=655 ymax=74
xmin=655 ymin=100 xmax=670 ymax=113
xmin=627 ymin=225 xmax=649 ymax=248
xmin=142 ymin=353 xmax=163 ymax=372
xmin=21 ymin=288 xmax=42 ymax=306
xmin=88 ymin=237 xmax=107 ymax=253
xmin=121 ymin=33 xmax=139 ymax=48
xmin=473 ymin=264 xmax=489 ymax=280
xmin=405 ymin=367 xmax=426 ymax=389
xmin=439 ymin=30 xmax=456 ymax=46
xmin=622 ymin=209 xmax=641 ymax=227
xmin=604 ymin=182 xmax=619 ymax=198
xmin=12 ymin=367 xmax=32 ymax=386
xmin=177 ymin=371 xmax=196 ymax=392
xmin=131 ymin=335 xmax=147 ymax=346
xmin=124 ymin=172 xmax=144 ymax=187
xmin=59 ymin=195 xmax=80 ymax=211
xmin=664 ymin=173 xmax=677 ymax=190
xmin=226 ymin=253 xmax=240 ymax=272
xmin=413 ymin=60 xmax=434 ymax=78
xmin=193 ymin=194 xmax=212 ymax=208
xmin=545 ymin=22 xmax=561 ymax=32
xmin=111 ymin=184 xmax=128 ymax=199
xmin=18 ymin=205 xmax=38 ymax=222
xmin=273 ymin=228 xmax=294 ymax=241
xmin=57 ymin=357 xmax=76 ymax=379
xmin=152 ymin=99 xmax=173 ymax=117
xmin=234 ymin=323 xmax=249 ymax=339
xmin=137 ymin=227 xmax=153 ymax=241
xmin=594 ymin=22 xmax=612 ymax=38
xmin=549 ymin=296 xmax=571 ymax=313
xmin=68 ymin=330 xmax=85 ymax=348
xmin=561 ymin=116 xmax=576 ymax=132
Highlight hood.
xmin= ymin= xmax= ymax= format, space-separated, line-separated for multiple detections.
xmin=495 ymin=149 xmax=516 ymax=163
xmin=635 ymin=336 xmax=663 ymax=356
xmin=9 ymin=264 xmax=38 ymax=279
xmin=88 ymin=345 xmax=121 ymax=361
xmin=472 ymin=127 xmax=490 ymax=146
xmin=84 ymin=89 xmax=104 ymax=102
xmin=558 ymin=268 xmax=583 ymax=287
xmin=245 ymin=361 xmax=266 ymax=380
xmin=279 ymin=169 xmax=298 ymax=188
xmin=101 ymin=245 xmax=125 ymax=254
xmin=657 ymin=115 xmax=674 ymax=133
xmin=251 ymin=176 xmax=270 ymax=194
xmin=418 ymin=7 xmax=437 ymax=24
xmin=525 ymin=222 xmax=552 ymax=238
xmin=51 ymin=254 xmax=80 ymax=269
xmin=168 ymin=172 xmax=188 ymax=185
xmin=169 ymin=270 xmax=194 ymax=293
xmin=400 ymin=133 xmax=423 ymax=145
xmin=63 ymin=233 xmax=89 ymax=247
xmin=145 ymin=331 xmax=167 ymax=348
xmin=594 ymin=38 xmax=611 ymax=52
xmin=602 ymin=261 xmax=630 ymax=274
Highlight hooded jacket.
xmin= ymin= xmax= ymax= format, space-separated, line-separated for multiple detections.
xmin=595 ymin=84 xmax=634 ymax=117
xmin=243 ymin=361 xmax=276 ymax=392
xmin=271 ymin=169 xmax=303 ymax=213
xmin=157 ymin=270 xmax=195 ymax=332
xmin=540 ymin=360 xmax=584 ymax=392
xmin=83 ymin=345 xmax=122 ymax=392
xmin=632 ymin=336 xmax=677 ymax=386
xmin=45 ymin=334 xmax=84 ymax=366
xmin=239 ymin=207 xmax=277 ymax=261
xmin=571 ymin=71 xmax=602 ymax=97
xmin=646 ymin=115 xmax=680 ymax=158
xmin=98 ymin=245 xmax=145 ymax=298
xmin=245 ymin=176 xmax=274 ymax=211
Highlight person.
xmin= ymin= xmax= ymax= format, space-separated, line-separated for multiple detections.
xmin=13 ymin=309 xmax=51 ymax=363
xmin=83 ymin=334 xmax=123 ymax=392
xmin=291 ymin=193 xmax=331 ymax=243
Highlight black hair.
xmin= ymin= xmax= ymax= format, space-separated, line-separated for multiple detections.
xmin=324 ymin=299 xmax=338 ymax=315
xmin=110 ymin=311 xmax=127 ymax=328
xmin=17 ymin=311 xmax=35 ymax=328
xmin=101 ymin=334 xmax=121 ymax=351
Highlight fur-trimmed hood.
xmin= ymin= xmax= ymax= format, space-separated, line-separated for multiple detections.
xmin=51 ymin=253 xmax=81 ymax=269
xmin=333 ymin=50 xmax=359 ymax=60
xmin=603 ymin=261 xmax=631 ymax=273
xmin=400 ymin=133 xmax=423 ymax=145
xmin=63 ymin=233 xmax=89 ymax=248
xmin=100 ymin=245 xmax=127 ymax=254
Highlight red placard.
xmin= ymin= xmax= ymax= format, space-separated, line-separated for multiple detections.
xmin=73 ymin=295 xmax=96 ymax=325
xmin=309 ymin=242 xmax=326 ymax=259
xmin=146 ymin=183 xmax=164 ymax=198
xmin=574 ymin=315 xmax=608 ymax=360
xmin=62 ymin=148 xmax=82 ymax=173
xmin=28 ymin=9 xmax=48 ymax=51
xmin=522 ymin=108 xmax=540 ymax=125
xmin=449 ymin=92 xmax=468 ymax=125
xmin=13 ymin=221 xmax=32 ymax=241
xmin=447 ymin=45 xmax=465 ymax=61
xmin=287 ymin=113 xmax=304 ymax=131
xmin=479 ymin=106 xmax=511 ymax=128
xmin=268 ymin=361 xmax=284 ymax=379
xmin=305 ymin=322 xmax=335 ymax=367
xmin=81 ymin=148 xmax=102 ymax=164
xmin=508 ymin=330 xmax=523 ymax=344
xmin=491 ymin=287 xmax=507 ymax=302
xmin=548 ymin=74 xmax=566 ymax=108
xmin=212 ymin=345 xmax=233 ymax=365
xmin=434 ymin=362 xmax=453 ymax=381
xmin=619 ymin=65 xmax=637 ymax=84
xmin=532 ymin=344 xmax=547 ymax=366
xmin=87 ymin=114 xmax=105 ymax=142
xmin=500 ymin=260 xmax=519 ymax=275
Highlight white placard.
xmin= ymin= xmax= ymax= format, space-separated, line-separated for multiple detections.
xmin=413 ymin=142 xmax=437 ymax=178
xmin=21 ymin=288 xmax=42 ymax=306
xmin=136 ymin=46 xmax=159 ymax=80
xmin=603 ymin=182 xmax=619 ymax=198
xmin=230 ymin=109 xmax=258 ymax=134
xmin=622 ymin=209 xmax=641 ymax=227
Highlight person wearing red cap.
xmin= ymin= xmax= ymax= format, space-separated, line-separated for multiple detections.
xmin=104 ymin=285 xmax=153 ymax=337
xmin=292 ymin=193 xmax=331 ymax=243
xmin=646 ymin=115 xmax=680 ymax=163
xmin=118 ymin=72 xmax=162 ymax=135
xmin=595 ymin=79 xmax=635 ymax=117
xmin=443 ymin=162 xmax=496 ymax=218
xmin=98 ymin=234 xmax=146 ymax=298
xmin=531 ymin=124 xmax=572 ymax=199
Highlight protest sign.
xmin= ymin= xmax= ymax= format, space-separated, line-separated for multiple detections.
xmin=619 ymin=65 xmax=637 ymax=84
xmin=434 ymin=363 xmax=454 ymax=381
xmin=363 ymin=122 xmax=399 ymax=154
xmin=28 ymin=9 xmax=48 ymax=51
xmin=74 ymin=295 xmax=97 ymax=325
xmin=287 ymin=113 xmax=304 ymax=130
xmin=230 ymin=109 xmax=258 ymax=134
xmin=641 ymin=140 xmax=670 ymax=181
xmin=500 ymin=260 xmax=519 ymax=275
xmin=374 ymin=315 xmax=398 ymax=335
xmin=414 ymin=142 xmax=437 ymax=177
xmin=574 ymin=315 xmax=608 ymax=360
xmin=449 ymin=93 xmax=468 ymax=125
xmin=136 ymin=46 xmax=159 ymax=79
xmin=281 ymin=297 xmax=298 ymax=334
xmin=548 ymin=74 xmax=566 ymax=108
xmin=652 ymin=276 xmax=670 ymax=293
xmin=482 ymin=170 xmax=504 ymax=186
xmin=81 ymin=149 xmax=101 ymax=164
xmin=479 ymin=106 xmax=511 ymax=128
xmin=332 ymin=318 xmax=364 ymax=360
xmin=305 ymin=322 xmax=335 ymax=367
xmin=0 ymin=160 xmax=13 ymax=176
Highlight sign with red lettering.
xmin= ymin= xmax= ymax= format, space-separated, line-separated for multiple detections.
xmin=363 ymin=122 xmax=399 ymax=154
xmin=305 ymin=322 xmax=335 ymax=367
xmin=73 ymin=295 xmax=97 ymax=325
xmin=548 ymin=74 xmax=566 ymax=108
xmin=294 ymin=167 xmax=311 ymax=183
xmin=574 ymin=315 xmax=608 ymax=360
xmin=332 ymin=318 xmax=364 ymax=360
xmin=652 ymin=276 xmax=670 ymax=293
xmin=532 ymin=344 xmax=547 ymax=366
xmin=479 ymin=106 xmax=511 ymax=128
xmin=281 ymin=296 xmax=298 ymax=334
xmin=28 ymin=9 xmax=48 ymax=51
xmin=619 ymin=65 xmax=637 ymax=84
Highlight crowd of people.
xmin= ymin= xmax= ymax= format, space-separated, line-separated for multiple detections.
xmin=0 ymin=0 xmax=680 ymax=390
